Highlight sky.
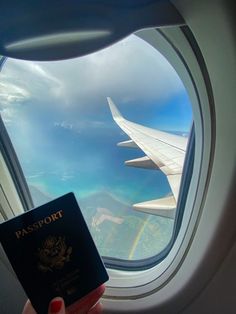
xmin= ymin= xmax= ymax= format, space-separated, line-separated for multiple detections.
xmin=0 ymin=34 xmax=192 ymax=205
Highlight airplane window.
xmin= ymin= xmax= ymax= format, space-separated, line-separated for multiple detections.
xmin=0 ymin=34 xmax=192 ymax=263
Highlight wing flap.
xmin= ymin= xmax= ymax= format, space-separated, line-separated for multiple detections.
xmin=133 ymin=196 xmax=176 ymax=219
xmin=117 ymin=140 xmax=139 ymax=148
xmin=125 ymin=156 xmax=159 ymax=169
xmin=167 ymin=173 xmax=182 ymax=201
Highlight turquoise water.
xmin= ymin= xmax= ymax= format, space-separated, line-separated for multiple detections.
xmin=23 ymin=123 xmax=175 ymax=260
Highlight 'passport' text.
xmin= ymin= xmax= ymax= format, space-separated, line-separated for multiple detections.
xmin=15 ymin=210 xmax=63 ymax=239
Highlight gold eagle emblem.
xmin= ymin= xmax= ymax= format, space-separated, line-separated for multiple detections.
xmin=37 ymin=236 xmax=72 ymax=272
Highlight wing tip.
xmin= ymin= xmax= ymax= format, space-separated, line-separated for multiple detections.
xmin=107 ymin=97 xmax=124 ymax=121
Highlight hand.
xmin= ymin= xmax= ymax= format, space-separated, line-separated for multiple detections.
xmin=22 ymin=284 xmax=105 ymax=314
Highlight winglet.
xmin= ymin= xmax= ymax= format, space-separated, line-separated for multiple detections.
xmin=107 ymin=97 xmax=124 ymax=122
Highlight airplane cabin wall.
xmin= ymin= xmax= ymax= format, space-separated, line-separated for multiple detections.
xmin=182 ymin=242 xmax=236 ymax=314
xmin=173 ymin=0 xmax=236 ymax=312
xmin=0 ymin=248 xmax=27 ymax=314
xmin=0 ymin=0 xmax=235 ymax=314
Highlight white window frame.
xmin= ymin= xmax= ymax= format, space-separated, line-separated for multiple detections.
xmin=102 ymin=25 xmax=214 ymax=305
xmin=0 ymin=23 xmax=213 ymax=308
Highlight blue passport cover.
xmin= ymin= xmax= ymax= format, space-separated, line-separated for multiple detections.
xmin=0 ymin=192 xmax=109 ymax=314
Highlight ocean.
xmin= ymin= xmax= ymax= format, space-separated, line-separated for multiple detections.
xmin=24 ymin=124 xmax=175 ymax=261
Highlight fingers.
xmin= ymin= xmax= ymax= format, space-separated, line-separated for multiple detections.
xmin=22 ymin=300 xmax=37 ymax=314
xmin=22 ymin=298 xmax=66 ymax=314
xmin=22 ymin=285 xmax=105 ymax=314
xmin=66 ymin=284 xmax=105 ymax=314
xmin=48 ymin=297 xmax=65 ymax=314
xmin=88 ymin=302 xmax=103 ymax=314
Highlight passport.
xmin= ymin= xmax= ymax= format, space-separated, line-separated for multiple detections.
xmin=0 ymin=192 xmax=109 ymax=314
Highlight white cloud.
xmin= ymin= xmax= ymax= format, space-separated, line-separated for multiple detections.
xmin=0 ymin=107 xmax=16 ymax=124
xmin=0 ymin=82 xmax=30 ymax=106
xmin=0 ymin=81 xmax=31 ymax=123
xmin=7 ymin=59 xmax=61 ymax=85
xmin=54 ymin=121 xmax=73 ymax=130
xmin=0 ymin=34 xmax=185 ymax=122
xmin=60 ymin=174 xmax=74 ymax=181
xmin=25 ymin=172 xmax=45 ymax=179
xmin=53 ymin=119 xmax=108 ymax=134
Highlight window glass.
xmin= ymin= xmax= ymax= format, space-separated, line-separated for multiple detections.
xmin=0 ymin=34 xmax=192 ymax=260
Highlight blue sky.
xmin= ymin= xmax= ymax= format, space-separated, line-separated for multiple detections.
xmin=0 ymin=34 xmax=192 ymax=205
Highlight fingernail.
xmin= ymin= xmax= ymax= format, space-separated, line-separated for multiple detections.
xmin=50 ymin=300 xmax=63 ymax=313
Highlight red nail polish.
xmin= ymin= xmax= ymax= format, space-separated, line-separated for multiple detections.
xmin=50 ymin=300 xmax=63 ymax=313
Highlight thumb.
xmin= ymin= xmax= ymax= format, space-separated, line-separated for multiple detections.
xmin=48 ymin=297 xmax=65 ymax=314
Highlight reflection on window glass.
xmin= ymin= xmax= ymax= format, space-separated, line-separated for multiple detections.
xmin=0 ymin=34 xmax=192 ymax=260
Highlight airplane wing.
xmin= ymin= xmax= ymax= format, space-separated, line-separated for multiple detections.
xmin=107 ymin=97 xmax=188 ymax=219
